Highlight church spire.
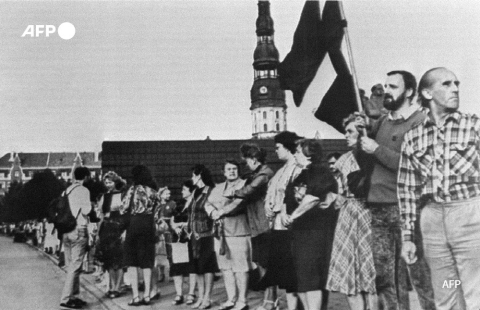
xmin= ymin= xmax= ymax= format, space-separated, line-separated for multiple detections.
xmin=250 ymin=0 xmax=287 ymax=139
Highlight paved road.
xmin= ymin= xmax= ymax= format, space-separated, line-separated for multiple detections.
xmin=0 ymin=236 xmax=107 ymax=310
xmin=0 ymin=235 xmax=422 ymax=310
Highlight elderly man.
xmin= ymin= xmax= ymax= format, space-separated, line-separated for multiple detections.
xmin=359 ymin=70 xmax=435 ymax=310
xmin=398 ymin=67 xmax=480 ymax=310
xmin=206 ymin=160 xmax=252 ymax=310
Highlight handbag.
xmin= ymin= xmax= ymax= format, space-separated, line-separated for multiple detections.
xmin=171 ymin=240 xmax=189 ymax=264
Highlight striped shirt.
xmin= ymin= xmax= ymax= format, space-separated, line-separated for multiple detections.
xmin=398 ymin=110 xmax=480 ymax=241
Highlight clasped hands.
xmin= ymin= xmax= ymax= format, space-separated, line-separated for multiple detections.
xmin=211 ymin=209 xmax=225 ymax=221
xmin=281 ymin=213 xmax=293 ymax=227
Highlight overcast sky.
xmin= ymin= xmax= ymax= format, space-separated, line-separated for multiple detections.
xmin=1 ymin=0 xmax=479 ymax=155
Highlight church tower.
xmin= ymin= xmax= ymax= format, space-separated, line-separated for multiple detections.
xmin=251 ymin=0 xmax=287 ymax=139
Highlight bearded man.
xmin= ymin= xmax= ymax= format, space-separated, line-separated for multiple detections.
xmin=358 ymin=71 xmax=435 ymax=310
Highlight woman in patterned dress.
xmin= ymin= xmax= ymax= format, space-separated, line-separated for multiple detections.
xmin=121 ymin=165 xmax=160 ymax=306
xmin=325 ymin=115 xmax=377 ymax=310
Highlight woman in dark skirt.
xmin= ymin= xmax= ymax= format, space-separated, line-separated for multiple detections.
xmin=263 ymin=131 xmax=303 ymax=310
xmin=188 ymin=164 xmax=219 ymax=309
xmin=169 ymin=180 xmax=197 ymax=306
xmin=120 ymin=165 xmax=160 ymax=306
xmin=285 ymin=139 xmax=339 ymax=310
xmin=95 ymin=171 xmax=127 ymax=298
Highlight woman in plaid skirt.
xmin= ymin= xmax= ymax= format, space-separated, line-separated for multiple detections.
xmin=325 ymin=115 xmax=377 ymax=310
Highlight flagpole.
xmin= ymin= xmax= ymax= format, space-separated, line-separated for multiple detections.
xmin=338 ymin=1 xmax=363 ymax=113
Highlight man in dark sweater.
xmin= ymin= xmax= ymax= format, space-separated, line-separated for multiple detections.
xmin=358 ymin=71 xmax=435 ymax=310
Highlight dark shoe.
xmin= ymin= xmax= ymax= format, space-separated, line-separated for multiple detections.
xmin=71 ymin=298 xmax=87 ymax=306
xmin=128 ymin=297 xmax=142 ymax=307
xmin=142 ymin=297 xmax=151 ymax=306
xmin=150 ymin=292 xmax=161 ymax=301
xmin=60 ymin=299 xmax=82 ymax=309
xmin=172 ymin=295 xmax=184 ymax=305
xmin=108 ymin=291 xmax=120 ymax=299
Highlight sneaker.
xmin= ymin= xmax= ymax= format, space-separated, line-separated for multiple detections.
xmin=60 ymin=299 xmax=82 ymax=309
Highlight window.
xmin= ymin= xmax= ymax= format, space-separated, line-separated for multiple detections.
xmin=276 ymin=123 xmax=280 ymax=131
xmin=276 ymin=111 xmax=279 ymax=119
xmin=263 ymin=112 xmax=267 ymax=119
xmin=264 ymin=124 xmax=268 ymax=132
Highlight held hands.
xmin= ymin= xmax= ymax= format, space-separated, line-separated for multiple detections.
xmin=174 ymin=226 xmax=183 ymax=235
xmin=401 ymin=241 xmax=418 ymax=265
xmin=211 ymin=209 xmax=225 ymax=221
xmin=281 ymin=213 xmax=293 ymax=227
xmin=265 ymin=205 xmax=275 ymax=220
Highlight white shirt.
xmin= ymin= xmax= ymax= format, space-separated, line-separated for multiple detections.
xmin=66 ymin=181 xmax=91 ymax=227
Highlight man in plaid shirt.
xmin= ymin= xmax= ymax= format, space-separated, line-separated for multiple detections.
xmin=398 ymin=67 xmax=480 ymax=309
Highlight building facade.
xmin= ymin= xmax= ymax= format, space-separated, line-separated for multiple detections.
xmin=0 ymin=152 xmax=101 ymax=195
xmin=251 ymin=0 xmax=287 ymax=139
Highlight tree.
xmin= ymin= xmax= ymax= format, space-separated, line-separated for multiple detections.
xmin=17 ymin=169 xmax=65 ymax=221
xmin=1 ymin=181 xmax=24 ymax=222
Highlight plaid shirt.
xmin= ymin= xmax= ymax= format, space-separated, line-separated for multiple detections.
xmin=398 ymin=110 xmax=480 ymax=241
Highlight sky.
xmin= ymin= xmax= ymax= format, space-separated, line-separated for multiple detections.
xmin=1 ymin=0 xmax=479 ymax=156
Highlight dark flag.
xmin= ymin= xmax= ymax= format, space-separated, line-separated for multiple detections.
xmin=315 ymin=1 xmax=358 ymax=133
xmin=277 ymin=0 xmax=326 ymax=107
xmin=315 ymin=74 xmax=357 ymax=133
xmin=278 ymin=0 xmax=359 ymax=133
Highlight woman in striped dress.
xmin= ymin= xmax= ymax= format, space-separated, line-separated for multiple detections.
xmin=325 ymin=115 xmax=377 ymax=310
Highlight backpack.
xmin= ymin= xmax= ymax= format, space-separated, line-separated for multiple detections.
xmin=47 ymin=185 xmax=81 ymax=235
